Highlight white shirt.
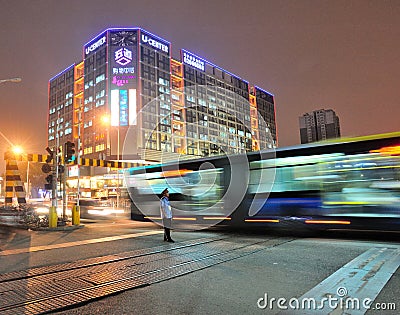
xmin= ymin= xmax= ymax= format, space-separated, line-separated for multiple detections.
xmin=160 ymin=196 xmax=172 ymax=219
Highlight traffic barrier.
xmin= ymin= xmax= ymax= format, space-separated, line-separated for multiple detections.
xmin=4 ymin=151 xmax=147 ymax=169
xmin=4 ymin=151 xmax=48 ymax=163
xmin=3 ymin=151 xmax=148 ymax=206
xmin=72 ymin=157 xmax=147 ymax=169
xmin=4 ymin=156 xmax=26 ymax=205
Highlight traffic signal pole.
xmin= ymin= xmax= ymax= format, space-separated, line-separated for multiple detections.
xmin=72 ymin=112 xmax=82 ymax=226
xmin=49 ymin=148 xmax=58 ymax=228
xmin=61 ymin=143 xmax=67 ymax=222
xmin=62 ymin=165 xmax=67 ymax=222
xmin=51 ymin=148 xmax=57 ymax=208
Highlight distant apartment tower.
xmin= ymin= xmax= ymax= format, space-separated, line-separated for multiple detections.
xmin=47 ymin=27 xmax=277 ymax=162
xmin=299 ymin=109 xmax=341 ymax=144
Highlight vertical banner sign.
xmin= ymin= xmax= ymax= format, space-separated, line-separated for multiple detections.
xmin=119 ymin=90 xmax=128 ymax=126
xmin=108 ymin=30 xmax=138 ymax=126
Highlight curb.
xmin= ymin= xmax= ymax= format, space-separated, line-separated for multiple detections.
xmin=35 ymin=224 xmax=85 ymax=231
xmin=0 ymin=222 xmax=85 ymax=231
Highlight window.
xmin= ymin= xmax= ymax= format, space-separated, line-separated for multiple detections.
xmin=96 ymin=73 xmax=105 ymax=84
xmin=157 ymin=53 xmax=170 ymax=71
xmin=141 ymin=46 xmax=155 ymax=65
xmin=95 ymin=89 xmax=105 ymax=99
xmin=95 ymin=144 xmax=105 ymax=152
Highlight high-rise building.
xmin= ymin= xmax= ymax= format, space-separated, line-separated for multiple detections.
xmin=48 ymin=28 xmax=277 ymax=163
xmin=299 ymin=109 xmax=341 ymax=144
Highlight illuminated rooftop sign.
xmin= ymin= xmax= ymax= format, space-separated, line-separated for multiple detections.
xmin=115 ymin=48 xmax=133 ymax=66
xmin=140 ymin=31 xmax=169 ymax=54
xmin=181 ymin=49 xmax=248 ymax=83
xmin=84 ymin=34 xmax=107 ymax=56
xmin=183 ymin=51 xmax=205 ymax=71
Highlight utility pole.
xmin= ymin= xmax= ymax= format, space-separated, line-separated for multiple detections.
xmin=62 ymin=164 xmax=67 ymax=222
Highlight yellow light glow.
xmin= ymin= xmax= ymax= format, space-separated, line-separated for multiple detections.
xmin=203 ymin=217 xmax=232 ymax=220
xmin=144 ymin=216 xmax=162 ymax=220
xmin=12 ymin=146 xmax=23 ymax=155
xmin=305 ymin=220 xmax=351 ymax=225
xmin=161 ymin=169 xmax=192 ymax=178
xmin=101 ymin=115 xmax=110 ymax=124
xmin=173 ymin=217 xmax=197 ymax=221
xmin=244 ymin=219 xmax=280 ymax=223
xmin=370 ymin=145 xmax=400 ymax=156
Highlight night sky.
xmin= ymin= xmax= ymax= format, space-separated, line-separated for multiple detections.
xmin=1 ymin=0 xmax=399 ymax=172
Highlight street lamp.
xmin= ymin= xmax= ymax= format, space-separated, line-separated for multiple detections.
xmin=0 ymin=77 xmax=22 ymax=84
xmin=102 ymin=115 xmax=120 ymax=208
xmin=11 ymin=145 xmax=23 ymax=155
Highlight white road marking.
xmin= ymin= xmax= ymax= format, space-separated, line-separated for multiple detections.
xmin=0 ymin=230 xmax=163 ymax=256
xmin=285 ymin=246 xmax=400 ymax=314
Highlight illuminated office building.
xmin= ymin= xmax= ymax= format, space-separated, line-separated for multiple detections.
xmin=299 ymin=109 xmax=341 ymax=144
xmin=48 ymin=28 xmax=277 ymax=162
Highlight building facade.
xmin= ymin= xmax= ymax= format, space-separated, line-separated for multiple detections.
xmin=48 ymin=28 xmax=277 ymax=163
xmin=299 ymin=109 xmax=341 ymax=144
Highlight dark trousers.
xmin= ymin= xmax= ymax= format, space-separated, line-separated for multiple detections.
xmin=163 ymin=218 xmax=172 ymax=241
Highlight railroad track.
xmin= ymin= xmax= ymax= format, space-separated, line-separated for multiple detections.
xmin=0 ymin=236 xmax=293 ymax=314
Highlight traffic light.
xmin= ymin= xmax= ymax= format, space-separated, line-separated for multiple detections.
xmin=44 ymin=174 xmax=53 ymax=190
xmin=64 ymin=141 xmax=76 ymax=163
xmin=58 ymin=165 xmax=65 ymax=174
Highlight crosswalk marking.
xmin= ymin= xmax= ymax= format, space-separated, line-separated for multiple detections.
xmin=284 ymin=246 xmax=400 ymax=314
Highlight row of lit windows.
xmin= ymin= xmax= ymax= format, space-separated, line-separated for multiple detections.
xmin=83 ymin=147 xmax=93 ymax=155
xmin=48 ymin=99 xmax=73 ymax=114
xmin=47 ymin=127 xmax=72 ymax=140
xmin=95 ymin=89 xmax=105 ymax=99
xmin=95 ymin=73 xmax=105 ymax=84
xmin=95 ymin=143 xmax=105 ymax=152
xmin=96 ymin=99 xmax=105 ymax=107
xmin=85 ymin=80 xmax=94 ymax=89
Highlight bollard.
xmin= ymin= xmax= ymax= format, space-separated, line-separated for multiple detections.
xmin=72 ymin=205 xmax=80 ymax=226
xmin=49 ymin=206 xmax=58 ymax=228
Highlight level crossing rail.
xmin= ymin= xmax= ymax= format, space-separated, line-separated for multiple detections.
xmin=0 ymin=236 xmax=293 ymax=314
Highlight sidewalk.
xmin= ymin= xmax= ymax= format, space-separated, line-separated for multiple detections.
xmin=0 ymin=207 xmax=28 ymax=228
xmin=0 ymin=206 xmax=83 ymax=231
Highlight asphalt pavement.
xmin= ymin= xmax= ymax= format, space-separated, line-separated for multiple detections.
xmin=0 ymin=219 xmax=399 ymax=315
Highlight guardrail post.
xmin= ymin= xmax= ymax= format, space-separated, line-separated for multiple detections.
xmin=49 ymin=206 xmax=58 ymax=228
xmin=72 ymin=205 xmax=80 ymax=225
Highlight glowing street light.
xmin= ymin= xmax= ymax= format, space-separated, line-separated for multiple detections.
xmin=101 ymin=115 xmax=110 ymax=125
xmin=10 ymin=145 xmax=31 ymax=199
xmin=0 ymin=77 xmax=22 ymax=84
xmin=12 ymin=145 xmax=23 ymax=155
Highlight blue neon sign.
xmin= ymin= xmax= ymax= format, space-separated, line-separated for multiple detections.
xmin=84 ymin=31 xmax=107 ymax=56
xmin=182 ymin=51 xmax=205 ymax=71
xmin=140 ymin=30 xmax=169 ymax=54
